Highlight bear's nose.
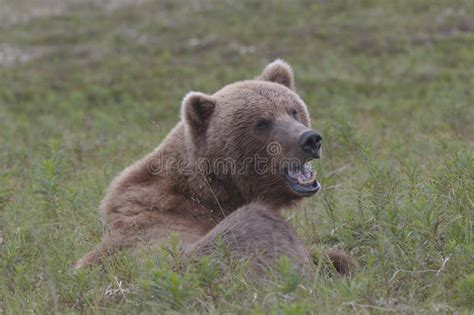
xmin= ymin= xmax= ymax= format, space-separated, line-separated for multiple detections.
xmin=299 ymin=130 xmax=322 ymax=158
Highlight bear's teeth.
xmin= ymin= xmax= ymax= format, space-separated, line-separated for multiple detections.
xmin=302 ymin=163 xmax=312 ymax=174
xmin=297 ymin=171 xmax=317 ymax=185
xmin=288 ymin=169 xmax=302 ymax=179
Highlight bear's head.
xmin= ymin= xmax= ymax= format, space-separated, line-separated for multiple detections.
xmin=181 ymin=60 xmax=322 ymax=208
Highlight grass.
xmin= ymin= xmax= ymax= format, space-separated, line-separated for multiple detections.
xmin=1 ymin=0 xmax=473 ymax=313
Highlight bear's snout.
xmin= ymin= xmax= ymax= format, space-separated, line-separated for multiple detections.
xmin=299 ymin=130 xmax=322 ymax=159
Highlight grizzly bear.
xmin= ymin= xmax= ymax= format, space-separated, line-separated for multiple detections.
xmin=75 ymin=60 xmax=355 ymax=275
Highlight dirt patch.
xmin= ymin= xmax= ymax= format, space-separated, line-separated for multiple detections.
xmin=0 ymin=44 xmax=44 ymax=67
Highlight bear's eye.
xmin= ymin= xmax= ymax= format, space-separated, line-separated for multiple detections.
xmin=291 ymin=109 xmax=299 ymax=120
xmin=256 ymin=119 xmax=272 ymax=131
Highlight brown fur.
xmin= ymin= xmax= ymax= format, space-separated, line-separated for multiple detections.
xmin=322 ymin=250 xmax=358 ymax=276
xmin=75 ymin=60 xmax=355 ymax=275
xmin=187 ymin=203 xmax=311 ymax=270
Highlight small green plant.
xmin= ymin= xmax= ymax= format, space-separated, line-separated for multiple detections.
xmin=0 ymin=173 xmax=10 ymax=211
xmin=33 ymin=140 xmax=65 ymax=217
xmin=194 ymin=255 xmax=222 ymax=304
xmin=457 ymin=274 xmax=474 ymax=307
xmin=143 ymin=269 xmax=194 ymax=310
xmin=163 ymin=232 xmax=184 ymax=270
xmin=277 ymin=256 xmax=302 ymax=294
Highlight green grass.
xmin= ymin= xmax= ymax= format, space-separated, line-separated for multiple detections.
xmin=1 ymin=0 xmax=473 ymax=313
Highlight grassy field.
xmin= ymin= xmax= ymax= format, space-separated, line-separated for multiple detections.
xmin=1 ymin=0 xmax=473 ymax=313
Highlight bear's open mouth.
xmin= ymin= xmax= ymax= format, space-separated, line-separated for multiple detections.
xmin=283 ymin=163 xmax=321 ymax=195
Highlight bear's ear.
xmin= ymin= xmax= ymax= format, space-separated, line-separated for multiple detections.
xmin=259 ymin=59 xmax=295 ymax=90
xmin=181 ymin=91 xmax=216 ymax=134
